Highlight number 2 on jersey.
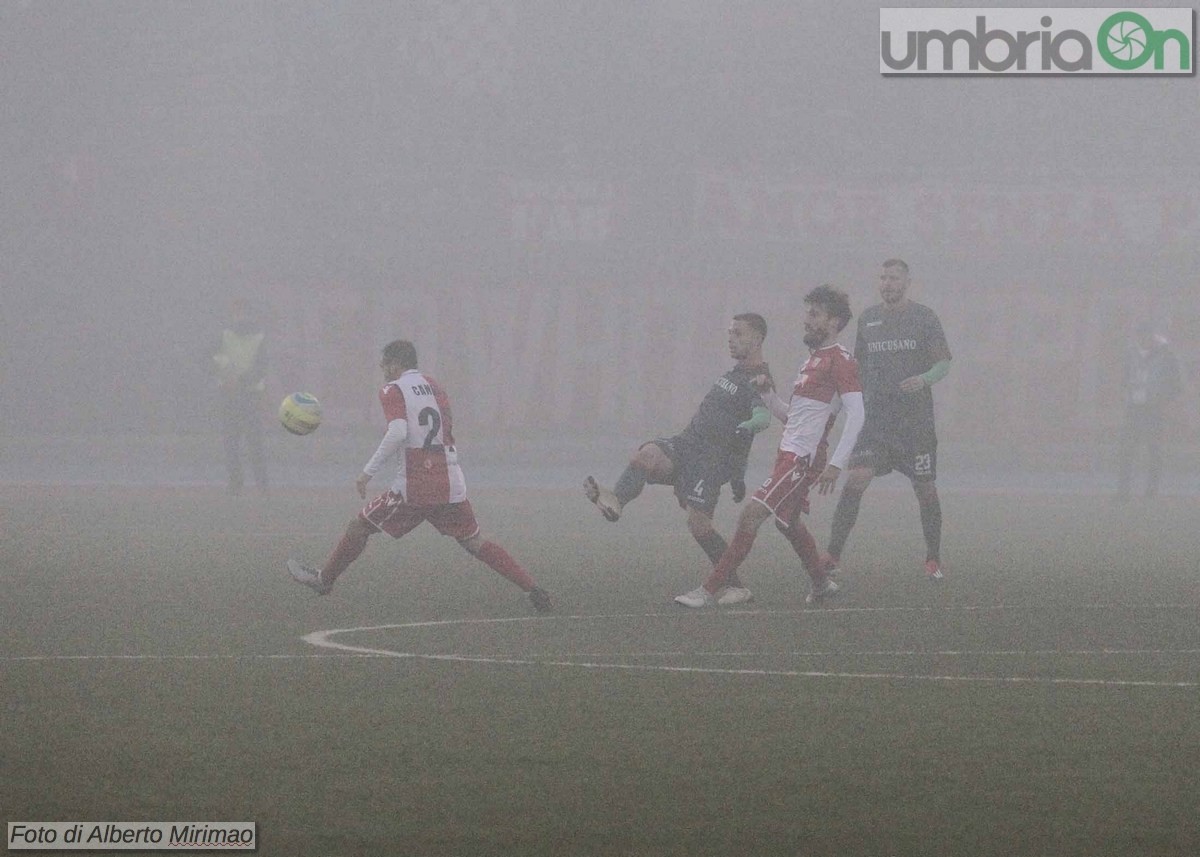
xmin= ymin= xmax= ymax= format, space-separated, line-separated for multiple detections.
xmin=418 ymin=407 xmax=444 ymax=451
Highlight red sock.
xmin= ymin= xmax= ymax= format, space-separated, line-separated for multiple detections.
xmin=476 ymin=541 xmax=537 ymax=591
xmin=780 ymin=520 xmax=823 ymax=585
xmin=703 ymin=526 xmax=758 ymax=593
xmin=322 ymin=526 xmax=370 ymax=583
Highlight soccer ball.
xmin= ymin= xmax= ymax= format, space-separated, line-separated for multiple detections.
xmin=279 ymin=392 xmax=322 ymax=436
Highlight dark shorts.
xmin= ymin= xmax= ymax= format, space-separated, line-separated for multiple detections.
xmin=645 ymin=435 xmax=735 ymax=517
xmin=849 ymin=422 xmax=937 ymax=482
xmin=361 ymin=492 xmax=481 ymax=541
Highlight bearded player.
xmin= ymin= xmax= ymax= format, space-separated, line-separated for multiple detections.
xmin=822 ymin=259 xmax=952 ymax=581
xmin=288 ymin=339 xmax=552 ymax=613
xmin=585 ymin=313 xmax=773 ymax=606
xmin=675 ymin=285 xmax=863 ymax=608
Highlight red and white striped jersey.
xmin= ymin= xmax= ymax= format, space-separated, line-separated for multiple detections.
xmin=778 ymin=344 xmax=862 ymax=459
xmin=379 ymin=369 xmax=466 ymax=504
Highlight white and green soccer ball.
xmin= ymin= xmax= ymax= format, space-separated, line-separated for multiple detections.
xmin=279 ymin=392 xmax=322 ymax=436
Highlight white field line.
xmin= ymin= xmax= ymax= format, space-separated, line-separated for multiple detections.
xmin=298 ymin=612 xmax=1200 ymax=689
xmin=536 ymin=648 xmax=1200 ymax=657
xmin=5 ymin=608 xmax=1197 ymax=687
xmin=1 ymin=653 xmax=379 ymax=662
xmin=5 ymin=648 xmax=1199 ymax=663
xmin=9 ymin=643 xmax=1200 ymax=662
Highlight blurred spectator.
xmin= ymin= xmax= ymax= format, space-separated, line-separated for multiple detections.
xmin=214 ymin=299 xmax=268 ymax=494
xmin=1116 ymin=321 xmax=1182 ymax=500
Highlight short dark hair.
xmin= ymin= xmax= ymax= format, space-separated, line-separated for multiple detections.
xmin=382 ymin=339 xmax=418 ymax=368
xmin=733 ymin=312 xmax=767 ymax=340
xmin=804 ymin=285 xmax=852 ymax=331
xmin=882 ymin=258 xmax=909 ymax=273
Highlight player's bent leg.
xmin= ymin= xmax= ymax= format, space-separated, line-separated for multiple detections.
xmin=631 ymin=442 xmax=675 ymax=484
xmin=459 ymin=532 xmax=551 ymax=611
xmin=289 ymin=517 xmax=374 ymax=595
xmin=586 ymin=443 xmax=677 ymax=522
xmin=325 ymin=517 xmax=374 ymax=582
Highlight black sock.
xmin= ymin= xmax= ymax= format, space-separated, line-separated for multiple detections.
xmin=918 ymin=492 xmax=942 ymax=562
xmin=613 ymin=465 xmax=647 ymax=507
xmin=693 ymin=529 xmax=728 ymax=566
xmin=827 ymin=488 xmax=864 ymax=560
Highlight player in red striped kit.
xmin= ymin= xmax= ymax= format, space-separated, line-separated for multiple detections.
xmin=287 ymin=339 xmax=551 ymax=613
xmin=674 ymin=285 xmax=864 ymax=607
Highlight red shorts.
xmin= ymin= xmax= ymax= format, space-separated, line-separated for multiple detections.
xmin=360 ymin=491 xmax=480 ymax=541
xmin=752 ymin=450 xmax=820 ymax=528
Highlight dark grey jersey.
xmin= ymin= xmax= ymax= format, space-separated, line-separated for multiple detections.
xmin=854 ymin=301 xmax=949 ymax=430
xmin=678 ymin=362 xmax=771 ymax=466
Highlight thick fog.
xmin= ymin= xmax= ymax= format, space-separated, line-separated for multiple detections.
xmin=2 ymin=1 xmax=1197 ymax=488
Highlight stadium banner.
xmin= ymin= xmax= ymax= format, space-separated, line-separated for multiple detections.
xmin=880 ymin=8 xmax=1193 ymax=75
xmin=263 ymin=275 xmax=1199 ymax=447
xmin=7 ymin=822 xmax=255 ymax=850
xmin=694 ymin=174 xmax=1200 ymax=248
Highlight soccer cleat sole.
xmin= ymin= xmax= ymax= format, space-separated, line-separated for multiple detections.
xmin=584 ymin=476 xmax=621 ymax=522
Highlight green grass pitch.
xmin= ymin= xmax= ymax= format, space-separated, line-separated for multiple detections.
xmin=3 ymin=482 xmax=1198 ymax=856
